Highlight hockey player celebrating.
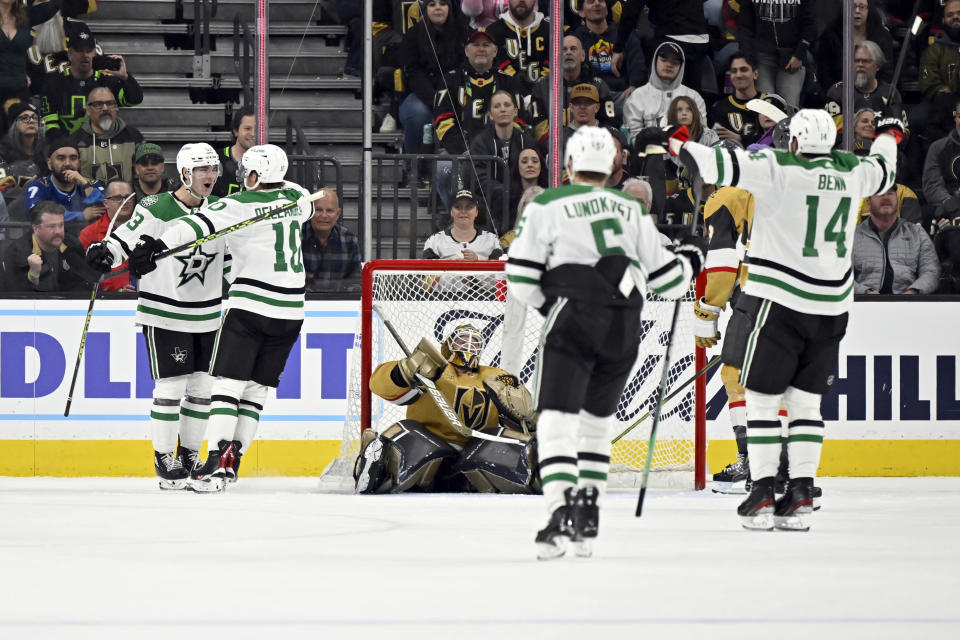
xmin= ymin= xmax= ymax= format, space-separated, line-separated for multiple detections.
xmin=354 ymin=323 xmax=539 ymax=494
xmin=668 ymin=109 xmax=904 ymax=530
xmin=85 ymin=143 xmax=227 ymax=490
xmin=126 ymin=144 xmax=316 ymax=492
xmin=505 ymin=126 xmax=705 ymax=559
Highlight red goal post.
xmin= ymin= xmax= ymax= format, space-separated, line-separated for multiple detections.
xmin=325 ymin=259 xmax=708 ymax=490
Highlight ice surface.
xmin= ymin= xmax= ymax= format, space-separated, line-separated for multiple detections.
xmin=0 ymin=477 xmax=958 ymax=639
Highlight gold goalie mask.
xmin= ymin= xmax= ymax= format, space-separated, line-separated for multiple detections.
xmin=441 ymin=324 xmax=485 ymax=370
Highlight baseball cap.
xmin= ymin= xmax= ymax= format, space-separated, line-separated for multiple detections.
xmin=570 ymin=83 xmax=600 ymax=103
xmin=467 ymin=29 xmax=495 ymax=44
xmin=605 ymin=125 xmax=628 ymax=149
xmin=135 ymin=142 xmax=165 ymax=164
xmin=66 ymin=21 xmax=97 ymax=50
xmin=656 ymin=42 xmax=684 ymax=62
xmin=453 ymin=189 xmax=477 ymax=205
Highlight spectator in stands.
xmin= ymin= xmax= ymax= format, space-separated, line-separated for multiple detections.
xmin=530 ymin=34 xmax=616 ymax=145
xmin=1 ymin=102 xmax=46 ymax=222
xmin=486 ymin=0 xmax=550 ymax=93
xmin=745 ymin=93 xmax=789 ymax=151
xmin=213 ymin=106 xmax=254 ymax=197
xmin=605 ymin=126 xmax=632 ymax=189
xmin=302 ymin=189 xmax=361 ymax=293
xmin=1 ymin=200 xmax=99 ymax=292
xmin=734 ymin=0 xmax=817 ymax=110
xmin=469 ymin=89 xmax=535 ymax=230
xmin=573 ymin=0 xmax=646 ymax=104
xmin=853 ymin=186 xmax=940 ymax=294
xmin=612 ymin=0 xmax=711 ymax=95
xmin=461 ymin=0 xmax=508 ymax=29
xmin=39 ymin=21 xmax=143 ymax=138
xmin=852 ymin=107 xmax=877 ymax=155
xmin=24 ymin=138 xmax=105 ymax=226
xmin=923 ymin=100 xmax=960 ymax=218
xmin=668 ymin=96 xmax=719 ymax=147
xmin=623 ymin=42 xmax=707 ymax=139
xmin=78 ymin=179 xmax=134 ymax=292
xmin=622 ymin=178 xmax=654 ymax=213
xmin=818 ymin=0 xmax=895 ymax=91
xmin=398 ymin=0 xmax=468 ymax=159
xmin=0 ymin=0 xmax=62 ymax=131
xmin=856 ymin=179 xmax=922 ymax=225
xmin=507 ymin=145 xmax=546 ymax=228
xmin=544 ymin=82 xmax=605 ymax=161
xmin=132 ymin=143 xmax=176 ymax=199
xmin=423 ymin=189 xmax=503 ymax=260
xmin=824 ymin=41 xmax=905 ymax=130
xmin=710 ymin=51 xmax=766 ymax=147
xmin=73 ymin=86 xmax=143 ymax=183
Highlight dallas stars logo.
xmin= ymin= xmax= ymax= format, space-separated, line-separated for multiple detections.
xmin=171 ymin=347 xmax=188 ymax=363
xmin=174 ymin=245 xmax=217 ymax=287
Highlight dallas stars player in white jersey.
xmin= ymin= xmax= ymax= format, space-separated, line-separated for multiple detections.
xmin=85 ymin=143 xmax=228 ymax=490
xmin=670 ymin=109 xmax=904 ymax=530
xmin=505 ymin=126 xmax=705 ymax=559
xmin=128 ymin=144 xmax=315 ymax=492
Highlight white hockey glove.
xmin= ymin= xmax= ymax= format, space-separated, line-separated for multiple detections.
xmin=693 ymin=297 xmax=722 ymax=348
xmin=397 ymin=338 xmax=447 ymax=386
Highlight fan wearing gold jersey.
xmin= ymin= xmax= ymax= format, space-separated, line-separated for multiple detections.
xmin=354 ymin=324 xmax=538 ymax=494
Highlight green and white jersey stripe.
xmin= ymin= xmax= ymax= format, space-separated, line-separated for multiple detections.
xmin=158 ymin=181 xmax=314 ymax=321
xmin=106 ymin=192 xmax=228 ymax=332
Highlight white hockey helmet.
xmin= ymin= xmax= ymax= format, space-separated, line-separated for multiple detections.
xmin=789 ymin=109 xmax=836 ymax=155
xmin=176 ymin=142 xmax=222 ymax=188
xmin=564 ymin=125 xmax=616 ymax=177
xmin=239 ymin=143 xmax=288 ymax=189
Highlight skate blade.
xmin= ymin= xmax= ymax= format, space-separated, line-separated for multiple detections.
xmin=188 ymin=477 xmax=225 ymax=493
xmin=355 ymin=439 xmax=384 ymax=494
xmin=572 ymin=538 xmax=594 ymax=558
xmin=739 ymin=513 xmax=774 ymax=531
xmin=712 ymin=480 xmax=747 ymax=495
xmin=536 ymin=538 xmax=569 ymax=561
xmin=157 ymin=478 xmax=188 ymax=491
xmin=774 ymin=514 xmax=810 ymax=532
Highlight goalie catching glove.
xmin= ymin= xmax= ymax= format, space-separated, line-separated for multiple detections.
xmin=483 ymin=373 xmax=537 ymax=434
xmin=397 ymin=338 xmax=447 ymax=386
xmin=693 ymin=297 xmax=722 ymax=348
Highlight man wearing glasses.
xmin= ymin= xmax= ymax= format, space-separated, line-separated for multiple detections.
xmin=74 ymin=87 xmax=144 ymax=184
xmin=79 ymin=180 xmax=136 ymax=292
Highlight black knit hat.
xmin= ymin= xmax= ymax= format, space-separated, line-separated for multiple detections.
xmin=46 ymin=137 xmax=80 ymax=159
xmin=6 ymin=101 xmax=39 ymax=122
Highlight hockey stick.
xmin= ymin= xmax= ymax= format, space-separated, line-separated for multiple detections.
xmin=372 ymin=305 xmax=521 ymax=445
xmin=64 ymin=193 xmax=136 ymax=417
xmin=109 ymin=190 xmax=325 ymax=278
xmin=611 ymin=354 xmax=720 ymax=445
xmin=636 ymin=168 xmax=704 ymax=517
xmin=888 ymin=2 xmax=924 ymax=104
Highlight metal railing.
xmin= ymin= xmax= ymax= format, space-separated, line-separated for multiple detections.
xmin=190 ymin=0 xmax=217 ymax=80
xmin=232 ymin=14 xmax=253 ymax=106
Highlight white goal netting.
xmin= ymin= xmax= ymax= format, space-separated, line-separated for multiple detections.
xmin=321 ymin=261 xmax=705 ymax=490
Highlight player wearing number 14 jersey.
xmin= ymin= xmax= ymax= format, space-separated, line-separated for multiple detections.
xmin=674 ymin=109 xmax=903 ymax=531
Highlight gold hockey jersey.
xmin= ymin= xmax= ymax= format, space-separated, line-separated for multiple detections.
xmin=703 ymin=186 xmax=754 ymax=309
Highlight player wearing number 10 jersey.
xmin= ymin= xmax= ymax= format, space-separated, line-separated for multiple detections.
xmin=674 ymin=109 xmax=903 ymax=531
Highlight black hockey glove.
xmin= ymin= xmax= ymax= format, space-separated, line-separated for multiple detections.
xmin=874 ymin=117 xmax=905 ymax=144
xmin=85 ymin=242 xmax=114 ymax=274
xmin=128 ymin=235 xmax=168 ymax=278
xmin=673 ymin=231 xmax=707 ymax=277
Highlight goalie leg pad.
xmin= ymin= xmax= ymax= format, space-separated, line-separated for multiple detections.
xmin=457 ymin=428 xmax=540 ymax=494
xmin=721 ymin=295 xmax=762 ymax=369
xmin=357 ymin=420 xmax=460 ymax=493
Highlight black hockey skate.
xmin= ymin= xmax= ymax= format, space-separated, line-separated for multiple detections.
xmin=571 ymin=487 xmax=599 ymax=558
xmin=535 ymin=488 xmax=576 ymax=561
xmin=773 ymin=474 xmax=822 ymax=511
xmin=154 ymin=451 xmax=189 ymax=490
xmin=737 ymin=477 xmax=776 ymax=531
xmin=712 ymin=454 xmax=750 ymax=494
xmin=188 ymin=440 xmax=235 ymax=493
xmin=176 ymin=444 xmax=200 ymax=475
xmin=773 ymin=478 xmax=814 ymax=532
xmin=226 ymin=440 xmax=242 ymax=484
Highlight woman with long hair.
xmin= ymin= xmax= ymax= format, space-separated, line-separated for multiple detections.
xmin=0 ymin=0 xmax=63 ymax=129
xmin=507 ymin=146 xmax=547 ymax=228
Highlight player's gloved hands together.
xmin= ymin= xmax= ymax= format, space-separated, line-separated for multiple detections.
xmin=397 ymin=338 xmax=447 ymax=386
xmin=85 ymin=242 xmax=114 ymax=273
xmin=128 ymin=235 xmax=168 ymax=278
xmin=673 ymin=231 xmax=707 ymax=276
xmin=874 ymin=117 xmax=905 ymax=144
xmin=693 ymin=297 xmax=723 ymax=348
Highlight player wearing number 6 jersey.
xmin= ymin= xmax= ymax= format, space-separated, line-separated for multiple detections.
xmin=506 ymin=126 xmax=705 ymax=560
xmin=128 ymin=144 xmax=315 ymax=492
xmin=672 ymin=109 xmax=903 ymax=531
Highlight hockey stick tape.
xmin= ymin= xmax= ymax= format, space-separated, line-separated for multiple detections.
xmin=746 ymin=98 xmax=788 ymax=124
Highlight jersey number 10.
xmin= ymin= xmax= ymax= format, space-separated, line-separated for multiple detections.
xmin=271 ymin=221 xmax=304 ymax=272
xmin=802 ymin=196 xmax=850 ymax=259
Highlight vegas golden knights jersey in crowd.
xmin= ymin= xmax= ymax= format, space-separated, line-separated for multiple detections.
xmin=432 ymin=63 xmax=524 ymax=154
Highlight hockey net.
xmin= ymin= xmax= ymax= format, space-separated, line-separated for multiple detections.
xmin=321 ymin=260 xmax=706 ymax=491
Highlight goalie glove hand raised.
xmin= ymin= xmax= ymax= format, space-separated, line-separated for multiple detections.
xmin=693 ymin=297 xmax=722 ymax=348
xmin=483 ymin=373 xmax=537 ymax=433
xmin=396 ymin=338 xmax=447 ymax=386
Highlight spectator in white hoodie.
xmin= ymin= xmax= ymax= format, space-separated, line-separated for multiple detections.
xmin=622 ymin=42 xmax=707 ymax=139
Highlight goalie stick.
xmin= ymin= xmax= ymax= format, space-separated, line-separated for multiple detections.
xmin=372 ymin=305 xmax=521 ymax=445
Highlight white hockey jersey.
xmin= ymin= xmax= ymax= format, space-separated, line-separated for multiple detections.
xmin=505 ymin=184 xmax=694 ymax=310
xmin=157 ymin=182 xmax=314 ymax=321
xmin=684 ymin=135 xmax=897 ymax=315
xmin=105 ymin=191 xmax=229 ymax=333
xmin=422 ymin=228 xmax=503 ymax=260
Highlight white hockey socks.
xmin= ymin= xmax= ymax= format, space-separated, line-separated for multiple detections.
xmin=536 ymin=409 xmax=579 ymax=514
xmin=744 ymin=389 xmax=784 ymax=480
xmin=235 ymin=382 xmax=269 ymax=453
xmin=205 ymin=377 xmax=247 ymax=450
xmin=179 ymin=372 xmax=212 ymax=452
xmin=576 ymin=409 xmax=613 ymax=505
xmin=783 ymin=386 xmax=825 ymax=479
xmin=151 ymin=375 xmax=188 ymax=454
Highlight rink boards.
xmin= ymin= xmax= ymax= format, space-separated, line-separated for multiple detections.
xmin=0 ymin=298 xmax=957 ymax=477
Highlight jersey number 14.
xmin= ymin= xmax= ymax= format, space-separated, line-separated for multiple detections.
xmin=803 ymin=196 xmax=850 ymax=258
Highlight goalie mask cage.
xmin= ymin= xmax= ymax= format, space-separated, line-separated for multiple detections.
xmin=321 ymin=260 xmax=707 ymax=491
